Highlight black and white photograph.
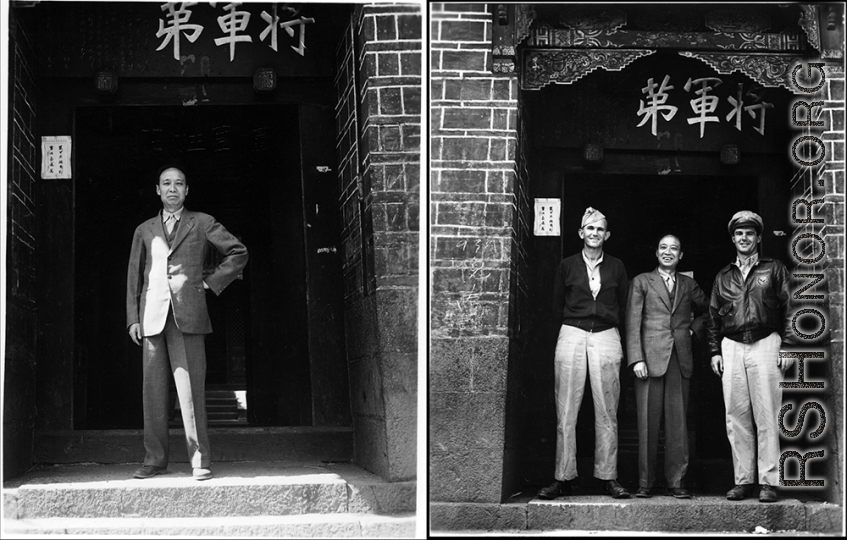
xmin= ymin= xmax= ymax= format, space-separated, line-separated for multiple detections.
xmin=1 ymin=0 xmax=423 ymax=537
xmin=430 ymin=2 xmax=845 ymax=535
xmin=3 ymin=0 xmax=845 ymax=537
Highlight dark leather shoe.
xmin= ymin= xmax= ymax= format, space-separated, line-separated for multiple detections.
xmin=537 ymin=480 xmax=570 ymax=500
xmin=759 ymin=484 xmax=778 ymax=502
xmin=669 ymin=487 xmax=691 ymax=499
xmin=133 ymin=465 xmax=167 ymax=479
xmin=726 ymin=484 xmax=754 ymax=500
xmin=605 ymin=479 xmax=630 ymax=499
xmin=635 ymin=486 xmax=653 ymax=498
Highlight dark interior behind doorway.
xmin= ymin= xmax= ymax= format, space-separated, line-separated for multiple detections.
xmin=74 ymin=105 xmax=312 ymax=429
xmin=559 ymin=173 xmax=759 ymax=474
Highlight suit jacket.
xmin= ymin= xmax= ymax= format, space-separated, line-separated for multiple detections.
xmin=625 ymin=269 xmax=709 ymax=378
xmin=126 ymin=208 xmax=248 ymax=336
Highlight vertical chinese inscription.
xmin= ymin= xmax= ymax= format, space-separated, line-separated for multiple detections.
xmin=41 ymin=136 xmax=72 ymax=180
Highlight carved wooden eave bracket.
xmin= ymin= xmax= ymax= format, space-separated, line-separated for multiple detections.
xmin=798 ymin=3 xmax=845 ymax=61
xmin=798 ymin=4 xmax=821 ymax=53
xmin=522 ymin=49 xmax=656 ymax=90
xmin=492 ymin=4 xmax=536 ymax=75
xmin=679 ymin=52 xmax=810 ymax=95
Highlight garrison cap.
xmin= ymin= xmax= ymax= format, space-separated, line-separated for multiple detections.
xmin=581 ymin=207 xmax=607 ymax=228
xmin=727 ymin=210 xmax=763 ymax=235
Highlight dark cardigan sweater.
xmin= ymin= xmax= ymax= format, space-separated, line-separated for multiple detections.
xmin=553 ymin=251 xmax=629 ymax=333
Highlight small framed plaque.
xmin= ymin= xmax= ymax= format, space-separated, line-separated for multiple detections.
xmin=41 ymin=136 xmax=72 ymax=179
xmin=534 ymin=198 xmax=561 ymax=236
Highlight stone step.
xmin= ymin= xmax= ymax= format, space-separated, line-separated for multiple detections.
xmin=2 ymin=513 xmax=417 ymax=537
xmin=431 ymin=496 xmax=842 ymax=534
xmin=206 ymin=407 xmax=239 ymax=416
xmin=3 ymin=462 xmax=416 ymax=520
xmin=206 ymin=400 xmax=238 ymax=408
xmin=33 ymin=426 xmax=353 ymax=464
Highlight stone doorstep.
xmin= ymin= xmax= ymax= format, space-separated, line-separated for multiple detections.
xmin=430 ymin=498 xmax=843 ymax=534
xmin=2 ymin=513 xmax=417 ymax=538
xmin=3 ymin=462 xmax=416 ymax=520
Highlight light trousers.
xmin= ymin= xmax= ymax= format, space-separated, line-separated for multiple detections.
xmin=721 ymin=332 xmax=782 ymax=486
xmin=554 ymin=325 xmax=623 ymax=481
xmin=142 ymin=308 xmax=211 ymax=469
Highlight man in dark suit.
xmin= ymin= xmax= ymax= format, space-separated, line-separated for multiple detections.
xmin=625 ymin=234 xmax=708 ymax=498
xmin=126 ymin=164 xmax=248 ymax=480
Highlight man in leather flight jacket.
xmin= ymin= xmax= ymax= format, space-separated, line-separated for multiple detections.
xmin=707 ymin=210 xmax=795 ymax=503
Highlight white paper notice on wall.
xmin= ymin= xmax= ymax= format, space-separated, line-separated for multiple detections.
xmin=41 ymin=136 xmax=72 ymax=179
xmin=534 ymin=198 xmax=561 ymax=236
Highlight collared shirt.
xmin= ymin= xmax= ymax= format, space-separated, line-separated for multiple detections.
xmin=162 ymin=206 xmax=206 ymax=290
xmin=162 ymin=206 xmax=184 ymax=229
xmin=734 ymin=252 xmax=759 ymax=281
xmin=582 ymin=250 xmax=603 ymax=299
xmin=657 ymin=267 xmax=676 ymax=293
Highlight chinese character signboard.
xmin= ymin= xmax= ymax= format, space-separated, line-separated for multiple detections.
xmin=41 ymin=136 xmax=72 ymax=179
xmin=33 ymin=2 xmax=339 ymax=78
xmin=156 ymin=2 xmax=315 ymax=63
xmin=525 ymin=53 xmax=792 ymax=154
xmin=534 ymin=198 xmax=561 ymax=236
xmin=637 ymin=74 xmax=774 ymax=139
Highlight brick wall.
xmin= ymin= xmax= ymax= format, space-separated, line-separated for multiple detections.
xmin=501 ymin=92 xmax=534 ymax=499
xmin=334 ymin=3 xmax=420 ymax=482
xmin=784 ymin=64 xmax=843 ymax=503
xmin=807 ymin=65 xmax=843 ymax=503
xmin=4 ymin=7 xmax=39 ymax=479
xmin=430 ymin=3 xmax=520 ymax=503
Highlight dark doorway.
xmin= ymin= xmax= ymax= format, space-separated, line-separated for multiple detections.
xmin=560 ymin=173 xmax=759 ymax=286
xmin=559 ymin=172 xmax=759 ymax=489
xmin=73 ymin=104 xmax=313 ymax=429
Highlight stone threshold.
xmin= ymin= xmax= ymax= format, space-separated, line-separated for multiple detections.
xmin=430 ymin=496 xmax=842 ymax=534
xmin=4 ymin=461 xmax=416 ymax=519
xmin=2 ymin=513 xmax=417 ymax=537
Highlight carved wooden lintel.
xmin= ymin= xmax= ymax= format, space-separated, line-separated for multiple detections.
xmin=678 ymin=52 xmax=808 ymax=95
xmin=492 ymin=4 xmax=838 ymax=82
xmin=526 ymin=26 xmax=803 ymax=51
xmin=705 ymin=9 xmax=771 ymax=33
xmin=522 ymin=49 xmax=656 ymax=90
xmin=559 ymin=7 xmax=626 ymax=34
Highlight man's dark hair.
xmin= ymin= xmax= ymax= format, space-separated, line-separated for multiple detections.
xmin=155 ymin=160 xmax=188 ymax=185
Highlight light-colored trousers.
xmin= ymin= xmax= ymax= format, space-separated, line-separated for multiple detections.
xmin=142 ymin=307 xmax=211 ymax=469
xmin=721 ymin=332 xmax=782 ymax=486
xmin=635 ymin=347 xmax=689 ymax=489
xmin=554 ymin=325 xmax=623 ymax=481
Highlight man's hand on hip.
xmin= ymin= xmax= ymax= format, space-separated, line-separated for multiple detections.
xmin=129 ymin=323 xmax=142 ymax=346
xmin=777 ymin=353 xmax=796 ymax=374
xmin=633 ymin=361 xmax=648 ymax=380
xmin=711 ymin=355 xmax=723 ymax=377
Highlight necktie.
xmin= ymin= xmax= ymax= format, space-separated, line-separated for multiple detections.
xmin=664 ymin=275 xmax=674 ymax=293
xmin=166 ymin=214 xmax=177 ymax=235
